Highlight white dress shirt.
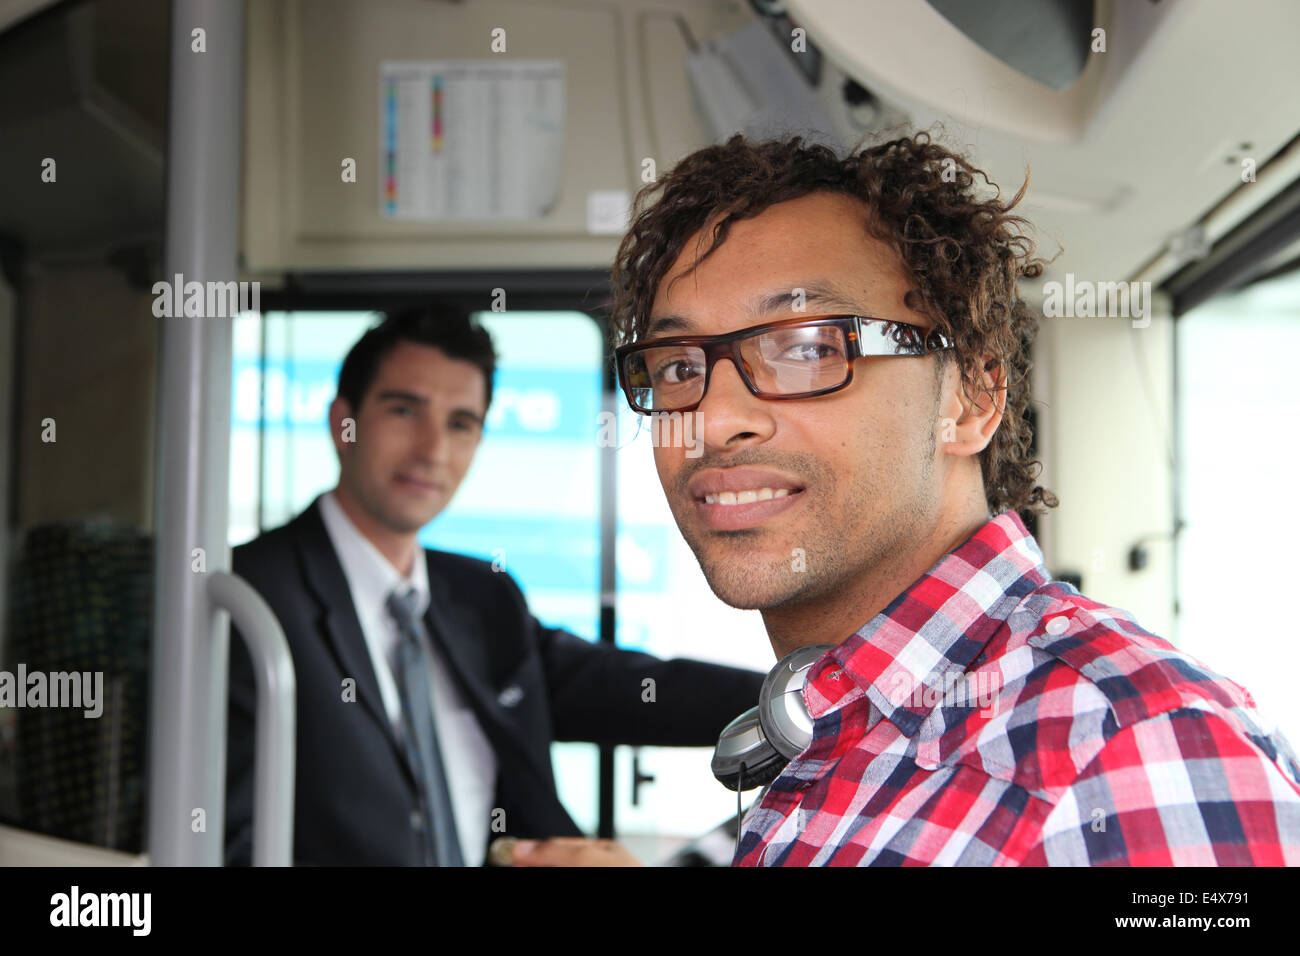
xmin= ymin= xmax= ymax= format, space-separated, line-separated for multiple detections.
xmin=317 ymin=491 xmax=497 ymax=865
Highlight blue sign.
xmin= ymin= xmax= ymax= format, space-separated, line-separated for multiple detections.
xmin=232 ymin=359 xmax=600 ymax=442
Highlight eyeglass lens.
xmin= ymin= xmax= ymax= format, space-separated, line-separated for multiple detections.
xmin=624 ymin=324 xmax=850 ymax=411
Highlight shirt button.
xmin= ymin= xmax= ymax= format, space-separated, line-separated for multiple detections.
xmin=410 ymin=810 xmax=423 ymax=830
xmin=1046 ymin=616 xmax=1070 ymax=635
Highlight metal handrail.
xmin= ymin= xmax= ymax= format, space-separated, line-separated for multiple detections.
xmin=208 ymin=572 xmax=296 ymax=867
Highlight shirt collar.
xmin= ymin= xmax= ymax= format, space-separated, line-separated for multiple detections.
xmin=318 ymin=491 xmax=430 ymax=622
xmin=807 ymin=511 xmax=1049 ymax=737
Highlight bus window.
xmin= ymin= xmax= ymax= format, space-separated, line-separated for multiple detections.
xmin=230 ymin=309 xmax=605 ymax=833
xmin=1177 ymin=271 xmax=1300 ymax=745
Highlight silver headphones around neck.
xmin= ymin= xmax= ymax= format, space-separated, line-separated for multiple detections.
xmin=711 ymin=644 xmax=834 ymax=791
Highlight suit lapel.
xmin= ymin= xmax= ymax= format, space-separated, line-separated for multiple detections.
xmin=289 ymin=499 xmax=553 ymax=793
xmin=420 ymin=555 xmax=553 ymax=785
xmin=290 ymin=499 xmax=405 ymax=762
xmin=420 ymin=565 xmax=498 ymax=720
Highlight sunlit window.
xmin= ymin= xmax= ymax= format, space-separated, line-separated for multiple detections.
xmin=1178 ymin=270 xmax=1300 ymax=745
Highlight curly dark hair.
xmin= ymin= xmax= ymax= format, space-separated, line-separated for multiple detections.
xmin=610 ymin=130 xmax=1058 ymax=519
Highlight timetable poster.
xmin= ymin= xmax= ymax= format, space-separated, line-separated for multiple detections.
xmin=379 ymin=60 xmax=566 ymax=221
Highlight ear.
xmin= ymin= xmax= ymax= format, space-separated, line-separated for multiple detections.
xmin=328 ymin=396 xmax=355 ymax=458
xmin=938 ymin=354 xmax=1006 ymax=457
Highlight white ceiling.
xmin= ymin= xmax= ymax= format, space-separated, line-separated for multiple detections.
xmin=3 ymin=0 xmax=1297 ymax=291
xmin=788 ymin=0 xmax=1300 ymax=302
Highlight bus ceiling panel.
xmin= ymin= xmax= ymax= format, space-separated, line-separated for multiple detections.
xmin=785 ymin=0 xmax=1300 ymax=299
xmin=241 ymin=0 xmax=753 ymax=275
xmin=0 ymin=0 xmax=168 ymax=261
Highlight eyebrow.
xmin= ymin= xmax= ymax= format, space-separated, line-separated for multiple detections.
xmin=375 ymin=390 xmax=484 ymax=425
xmin=376 ymin=389 xmax=428 ymax=405
xmin=644 ymin=280 xmax=865 ymax=338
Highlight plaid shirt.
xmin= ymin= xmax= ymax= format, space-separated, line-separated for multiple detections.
xmin=735 ymin=511 xmax=1300 ymax=866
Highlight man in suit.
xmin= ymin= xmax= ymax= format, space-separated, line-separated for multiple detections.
xmin=224 ymin=308 xmax=764 ymax=866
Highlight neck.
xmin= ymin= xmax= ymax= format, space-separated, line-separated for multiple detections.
xmin=332 ymin=485 xmax=418 ymax=578
xmin=761 ymin=494 xmax=992 ymax=660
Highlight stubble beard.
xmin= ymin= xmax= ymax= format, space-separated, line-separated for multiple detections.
xmin=342 ymin=458 xmax=435 ymax=537
xmin=674 ymin=441 xmax=935 ymax=615
xmin=682 ymin=487 xmax=920 ymax=614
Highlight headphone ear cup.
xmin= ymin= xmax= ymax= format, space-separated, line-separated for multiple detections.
xmin=757 ymin=696 xmax=808 ymax=762
xmin=711 ymin=707 xmax=787 ymax=792
xmin=712 ymin=646 xmax=834 ymax=792
xmin=730 ymin=754 xmax=787 ymax=791
xmin=756 ymin=644 xmax=831 ymax=761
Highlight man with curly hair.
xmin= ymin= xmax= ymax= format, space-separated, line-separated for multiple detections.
xmin=598 ymin=131 xmax=1300 ymax=866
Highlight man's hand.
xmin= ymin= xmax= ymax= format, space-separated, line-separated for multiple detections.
xmin=492 ymin=836 xmax=644 ymax=867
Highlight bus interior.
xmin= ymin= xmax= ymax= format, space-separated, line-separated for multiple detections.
xmin=1 ymin=0 xmax=1299 ymax=870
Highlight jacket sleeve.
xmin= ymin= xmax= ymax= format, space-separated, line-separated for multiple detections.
xmin=511 ymin=572 xmax=765 ymax=746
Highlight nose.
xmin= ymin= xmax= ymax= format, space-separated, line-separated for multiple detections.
xmin=696 ymin=357 xmax=776 ymax=452
xmin=415 ymin=415 xmax=451 ymax=465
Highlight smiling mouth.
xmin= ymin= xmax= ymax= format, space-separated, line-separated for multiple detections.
xmin=701 ymin=487 xmax=795 ymax=506
xmin=691 ymin=486 xmax=806 ymax=532
xmin=395 ymin=474 xmax=444 ymax=493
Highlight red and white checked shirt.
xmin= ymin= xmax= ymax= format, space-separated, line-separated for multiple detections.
xmin=735 ymin=511 xmax=1300 ymax=865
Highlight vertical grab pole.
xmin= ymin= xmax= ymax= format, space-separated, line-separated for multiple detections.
xmin=147 ymin=0 xmax=243 ymax=866
xmin=597 ymin=319 xmax=618 ymax=839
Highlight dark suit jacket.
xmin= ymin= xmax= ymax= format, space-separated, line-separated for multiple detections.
xmin=224 ymin=497 xmax=765 ymax=866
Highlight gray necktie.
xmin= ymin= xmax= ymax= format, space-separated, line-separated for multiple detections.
xmin=386 ymin=587 xmax=464 ymax=867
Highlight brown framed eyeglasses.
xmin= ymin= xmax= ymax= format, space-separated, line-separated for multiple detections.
xmin=615 ymin=314 xmax=953 ymax=415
